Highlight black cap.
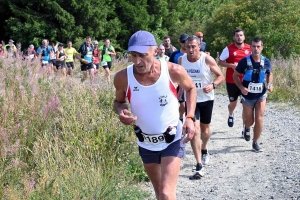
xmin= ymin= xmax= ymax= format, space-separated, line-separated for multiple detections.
xmin=179 ymin=34 xmax=189 ymax=43
xmin=58 ymin=43 xmax=64 ymax=47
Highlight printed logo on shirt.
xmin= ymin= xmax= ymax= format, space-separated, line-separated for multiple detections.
xmin=159 ymin=95 xmax=168 ymax=106
xmin=133 ymin=86 xmax=139 ymax=91
xmin=233 ymin=52 xmax=237 ymax=56
xmin=245 ymin=50 xmax=250 ymax=55
xmin=186 ymin=69 xmax=200 ymax=73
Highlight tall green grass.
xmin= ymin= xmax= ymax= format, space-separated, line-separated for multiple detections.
xmin=0 ymin=57 xmax=149 ymax=199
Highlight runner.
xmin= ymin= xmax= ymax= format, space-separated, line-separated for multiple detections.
xmin=233 ymin=37 xmax=273 ymax=152
xmin=178 ymin=35 xmax=224 ymax=179
xmin=65 ymin=41 xmax=79 ymax=76
xmin=55 ymin=43 xmax=67 ymax=78
xmin=218 ymin=28 xmax=251 ymax=134
xmin=36 ymin=39 xmax=52 ymax=72
xmin=92 ymin=40 xmax=100 ymax=75
xmin=114 ymin=30 xmax=196 ymax=200
xmin=22 ymin=44 xmax=37 ymax=61
xmin=155 ymin=44 xmax=169 ymax=61
xmin=100 ymin=38 xmax=116 ymax=83
xmin=0 ymin=43 xmax=4 ymax=57
xmin=5 ymin=39 xmax=17 ymax=58
xmin=195 ymin=32 xmax=208 ymax=54
xmin=77 ymin=36 xmax=95 ymax=82
xmin=162 ymin=35 xmax=177 ymax=57
xmin=49 ymin=42 xmax=57 ymax=74
xmin=169 ymin=34 xmax=189 ymax=123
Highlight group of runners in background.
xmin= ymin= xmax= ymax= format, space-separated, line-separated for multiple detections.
xmin=0 ymin=37 xmax=116 ymax=82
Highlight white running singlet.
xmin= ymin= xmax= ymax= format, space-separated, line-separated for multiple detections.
xmin=126 ymin=60 xmax=182 ymax=151
xmin=181 ymin=53 xmax=214 ymax=102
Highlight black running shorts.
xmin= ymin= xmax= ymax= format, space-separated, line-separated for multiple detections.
xmin=226 ymin=82 xmax=241 ymax=102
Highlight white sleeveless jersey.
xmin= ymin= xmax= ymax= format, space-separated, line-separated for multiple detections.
xmin=126 ymin=60 xmax=182 ymax=151
xmin=181 ymin=53 xmax=214 ymax=102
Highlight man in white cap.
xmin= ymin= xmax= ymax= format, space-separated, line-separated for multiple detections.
xmin=113 ymin=30 xmax=197 ymax=200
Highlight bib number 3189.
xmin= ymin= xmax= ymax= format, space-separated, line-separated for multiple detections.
xmin=141 ymin=133 xmax=165 ymax=145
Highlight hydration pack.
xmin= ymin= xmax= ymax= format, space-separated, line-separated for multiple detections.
xmin=243 ymin=55 xmax=266 ymax=83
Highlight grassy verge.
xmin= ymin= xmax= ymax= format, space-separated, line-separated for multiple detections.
xmin=0 ymin=57 xmax=149 ymax=199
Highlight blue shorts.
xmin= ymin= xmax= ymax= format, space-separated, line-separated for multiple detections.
xmin=242 ymin=93 xmax=267 ymax=108
xmin=138 ymin=138 xmax=186 ymax=164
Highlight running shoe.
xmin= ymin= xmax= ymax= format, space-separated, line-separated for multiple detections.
xmin=189 ymin=163 xmax=204 ymax=180
xmin=244 ymin=127 xmax=251 ymax=141
xmin=252 ymin=142 xmax=263 ymax=152
xmin=227 ymin=115 xmax=234 ymax=127
xmin=201 ymin=152 xmax=210 ymax=165
xmin=241 ymin=126 xmax=245 ymax=138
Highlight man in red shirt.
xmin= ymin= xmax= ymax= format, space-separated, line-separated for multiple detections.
xmin=218 ymin=29 xmax=251 ymax=133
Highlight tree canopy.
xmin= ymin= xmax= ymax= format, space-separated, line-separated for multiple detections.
xmin=0 ymin=0 xmax=299 ymax=57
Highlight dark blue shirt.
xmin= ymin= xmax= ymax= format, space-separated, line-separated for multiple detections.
xmin=169 ymin=50 xmax=183 ymax=64
xmin=200 ymin=42 xmax=207 ymax=52
xmin=236 ymin=55 xmax=272 ymax=100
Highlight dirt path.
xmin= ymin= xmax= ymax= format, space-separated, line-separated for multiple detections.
xmin=141 ymin=94 xmax=300 ymax=200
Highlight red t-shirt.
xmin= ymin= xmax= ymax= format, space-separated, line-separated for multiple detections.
xmin=93 ymin=48 xmax=100 ymax=64
xmin=219 ymin=43 xmax=251 ymax=83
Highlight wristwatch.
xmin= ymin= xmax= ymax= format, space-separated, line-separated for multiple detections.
xmin=212 ymin=83 xmax=217 ymax=89
xmin=186 ymin=114 xmax=196 ymax=122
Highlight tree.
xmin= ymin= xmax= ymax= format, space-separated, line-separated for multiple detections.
xmin=203 ymin=0 xmax=300 ymax=58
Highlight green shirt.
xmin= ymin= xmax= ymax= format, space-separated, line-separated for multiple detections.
xmin=100 ymin=45 xmax=114 ymax=62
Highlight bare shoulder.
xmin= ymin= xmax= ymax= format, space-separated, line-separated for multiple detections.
xmin=114 ymin=68 xmax=128 ymax=91
xmin=205 ymin=53 xmax=217 ymax=65
xmin=167 ymin=61 xmax=185 ymax=85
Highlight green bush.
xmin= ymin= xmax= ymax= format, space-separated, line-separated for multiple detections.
xmin=204 ymin=0 xmax=300 ymax=58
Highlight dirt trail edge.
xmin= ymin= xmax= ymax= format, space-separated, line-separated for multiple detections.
xmin=140 ymin=94 xmax=300 ymax=200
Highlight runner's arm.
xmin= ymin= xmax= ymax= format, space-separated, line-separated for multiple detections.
xmin=177 ymin=56 xmax=185 ymax=99
xmin=168 ymin=62 xmax=196 ymax=143
xmin=113 ymin=69 xmax=137 ymax=125
xmin=266 ymin=72 xmax=274 ymax=92
xmin=206 ymin=55 xmax=224 ymax=86
xmin=218 ymin=47 xmax=237 ymax=69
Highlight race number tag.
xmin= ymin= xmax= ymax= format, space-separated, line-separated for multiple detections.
xmin=194 ymin=78 xmax=203 ymax=90
xmin=29 ymin=54 xmax=34 ymax=59
xmin=42 ymin=60 xmax=48 ymax=64
xmin=67 ymin=56 xmax=73 ymax=60
xmin=248 ymin=82 xmax=263 ymax=93
xmin=141 ymin=133 xmax=166 ymax=145
xmin=101 ymin=61 xmax=107 ymax=66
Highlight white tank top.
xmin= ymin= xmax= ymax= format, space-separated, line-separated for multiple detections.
xmin=181 ymin=53 xmax=214 ymax=102
xmin=126 ymin=60 xmax=182 ymax=151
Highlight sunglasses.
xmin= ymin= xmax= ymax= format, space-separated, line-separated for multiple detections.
xmin=197 ymin=36 xmax=204 ymax=38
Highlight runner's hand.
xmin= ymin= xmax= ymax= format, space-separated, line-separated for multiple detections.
xmin=119 ymin=109 xmax=137 ymax=125
xmin=267 ymin=85 xmax=273 ymax=92
xmin=203 ymin=84 xmax=213 ymax=93
xmin=182 ymin=118 xmax=195 ymax=143
xmin=241 ymin=87 xmax=249 ymax=95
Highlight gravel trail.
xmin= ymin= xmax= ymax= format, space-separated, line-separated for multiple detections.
xmin=141 ymin=94 xmax=300 ymax=200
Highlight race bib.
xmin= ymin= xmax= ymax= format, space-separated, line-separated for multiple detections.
xmin=141 ymin=133 xmax=166 ymax=145
xmin=194 ymin=78 xmax=203 ymax=90
xmin=67 ymin=55 xmax=73 ymax=60
xmin=42 ymin=60 xmax=48 ymax=64
xmin=248 ymin=82 xmax=263 ymax=93
xmin=29 ymin=54 xmax=34 ymax=59
xmin=101 ymin=61 xmax=107 ymax=66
